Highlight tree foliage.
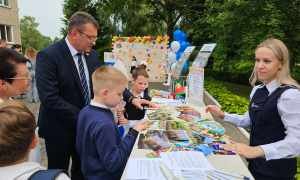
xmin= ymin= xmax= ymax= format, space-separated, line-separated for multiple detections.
xmin=195 ymin=0 xmax=300 ymax=77
xmin=99 ymin=0 xmax=205 ymax=42
xmin=20 ymin=16 xmax=52 ymax=52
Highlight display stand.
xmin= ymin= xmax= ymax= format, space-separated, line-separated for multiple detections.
xmin=169 ymin=46 xmax=196 ymax=91
xmin=185 ymin=43 xmax=217 ymax=105
xmin=163 ymin=73 xmax=172 ymax=86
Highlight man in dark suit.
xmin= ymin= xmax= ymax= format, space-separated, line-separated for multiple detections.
xmin=36 ymin=12 xmax=154 ymax=180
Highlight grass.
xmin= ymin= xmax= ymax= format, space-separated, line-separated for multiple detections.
xmin=214 ymin=80 xmax=253 ymax=100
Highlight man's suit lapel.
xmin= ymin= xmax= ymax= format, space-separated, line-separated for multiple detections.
xmin=59 ymin=37 xmax=84 ymax=94
xmin=84 ymin=53 xmax=96 ymax=96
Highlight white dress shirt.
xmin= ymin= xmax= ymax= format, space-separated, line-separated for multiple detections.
xmin=65 ymin=37 xmax=91 ymax=97
xmin=90 ymin=100 xmax=109 ymax=109
xmin=223 ymin=79 xmax=300 ymax=161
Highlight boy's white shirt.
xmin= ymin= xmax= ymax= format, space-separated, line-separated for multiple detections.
xmin=0 ymin=162 xmax=70 ymax=180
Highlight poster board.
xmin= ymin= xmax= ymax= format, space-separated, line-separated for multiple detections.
xmin=192 ymin=43 xmax=217 ymax=68
xmin=187 ymin=67 xmax=204 ymax=106
xmin=111 ymin=36 xmax=169 ymax=82
xmin=104 ymin=52 xmax=117 ymax=62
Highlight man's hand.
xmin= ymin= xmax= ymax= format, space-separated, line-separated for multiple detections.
xmin=119 ymin=117 xmax=129 ymax=125
xmin=133 ymin=120 xmax=150 ymax=132
xmin=132 ymin=99 xmax=157 ymax=110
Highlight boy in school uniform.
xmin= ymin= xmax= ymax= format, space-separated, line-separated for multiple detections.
xmin=0 ymin=101 xmax=69 ymax=180
xmin=117 ymin=67 xmax=151 ymax=128
xmin=76 ymin=66 xmax=149 ymax=180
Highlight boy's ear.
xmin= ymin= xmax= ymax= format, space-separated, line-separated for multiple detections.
xmin=29 ymin=134 xmax=39 ymax=150
xmin=131 ymin=78 xmax=135 ymax=83
xmin=102 ymin=89 xmax=108 ymax=99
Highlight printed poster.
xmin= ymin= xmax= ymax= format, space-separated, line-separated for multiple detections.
xmin=187 ymin=67 xmax=204 ymax=105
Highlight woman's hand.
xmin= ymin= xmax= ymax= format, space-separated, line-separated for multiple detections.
xmin=205 ymin=105 xmax=226 ymax=119
xmin=220 ymin=141 xmax=265 ymax=159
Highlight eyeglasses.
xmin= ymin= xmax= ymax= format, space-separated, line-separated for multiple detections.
xmin=76 ymin=29 xmax=98 ymax=42
xmin=5 ymin=76 xmax=31 ymax=80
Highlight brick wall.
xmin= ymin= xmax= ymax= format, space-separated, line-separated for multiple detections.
xmin=0 ymin=0 xmax=21 ymax=48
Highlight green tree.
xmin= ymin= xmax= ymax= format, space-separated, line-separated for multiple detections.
xmin=61 ymin=0 xmax=111 ymax=63
xmin=99 ymin=0 xmax=205 ymax=42
xmin=20 ymin=16 xmax=54 ymax=52
xmin=52 ymin=37 xmax=62 ymax=44
xmin=196 ymin=0 xmax=300 ymax=76
xmin=20 ymin=16 xmax=44 ymax=51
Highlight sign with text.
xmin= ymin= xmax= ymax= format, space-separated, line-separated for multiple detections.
xmin=193 ymin=43 xmax=216 ymax=68
xmin=187 ymin=67 xmax=204 ymax=106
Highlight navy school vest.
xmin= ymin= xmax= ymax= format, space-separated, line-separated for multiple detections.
xmin=249 ymin=85 xmax=297 ymax=179
xmin=124 ymin=93 xmax=151 ymax=121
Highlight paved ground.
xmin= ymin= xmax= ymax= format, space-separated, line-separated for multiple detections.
xmin=14 ymin=81 xmax=249 ymax=169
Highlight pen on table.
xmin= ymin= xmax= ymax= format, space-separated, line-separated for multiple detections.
xmin=207 ymin=174 xmax=219 ymax=180
xmin=210 ymin=171 xmax=235 ymax=180
xmin=213 ymin=170 xmax=250 ymax=180
xmin=209 ymin=172 xmax=227 ymax=180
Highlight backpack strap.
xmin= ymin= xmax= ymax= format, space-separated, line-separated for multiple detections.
xmin=27 ymin=169 xmax=69 ymax=180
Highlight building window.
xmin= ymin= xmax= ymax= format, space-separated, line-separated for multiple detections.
xmin=0 ymin=0 xmax=9 ymax=7
xmin=0 ymin=25 xmax=13 ymax=43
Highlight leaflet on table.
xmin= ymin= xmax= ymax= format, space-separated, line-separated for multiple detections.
xmin=160 ymin=151 xmax=215 ymax=170
xmin=187 ymin=67 xmax=204 ymax=106
xmin=126 ymin=158 xmax=182 ymax=179
xmin=152 ymin=98 xmax=174 ymax=103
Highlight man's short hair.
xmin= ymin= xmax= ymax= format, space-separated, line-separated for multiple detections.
xmin=0 ymin=101 xmax=36 ymax=166
xmin=92 ymin=66 xmax=127 ymax=95
xmin=132 ymin=67 xmax=149 ymax=80
xmin=68 ymin=11 xmax=99 ymax=35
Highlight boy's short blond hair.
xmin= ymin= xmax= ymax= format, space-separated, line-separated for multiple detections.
xmin=0 ymin=101 xmax=36 ymax=166
xmin=132 ymin=67 xmax=149 ymax=80
xmin=92 ymin=66 xmax=127 ymax=95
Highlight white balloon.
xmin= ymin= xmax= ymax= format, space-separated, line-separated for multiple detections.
xmin=171 ymin=63 xmax=177 ymax=71
xmin=171 ymin=41 xmax=180 ymax=52
xmin=168 ymin=52 xmax=177 ymax=63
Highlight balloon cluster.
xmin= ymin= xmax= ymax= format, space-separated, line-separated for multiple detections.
xmin=169 ymin=30 xmax=191 ymax=72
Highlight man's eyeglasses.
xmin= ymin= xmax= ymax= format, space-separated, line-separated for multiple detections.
xmin=5 ymin=76 xmax=31 ymax=80
xmin=76 ymin=29 xmax=98 ymax=42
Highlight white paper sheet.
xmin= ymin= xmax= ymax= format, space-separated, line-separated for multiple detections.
xmin=181 ymin=170 xmax=207 ymax=180
xmin=152 ymin=98 xmax=174 ymax=103
xmin=160 ymin=152 xmax=215 ymax=170
xmin=126 ymin=158 xmax=182 ymax=179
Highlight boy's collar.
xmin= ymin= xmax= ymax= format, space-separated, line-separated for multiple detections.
xmin=90 ymin=100 xmax=109 ymax=109
xmin=130 ymin=88 xmax=144 ymax=99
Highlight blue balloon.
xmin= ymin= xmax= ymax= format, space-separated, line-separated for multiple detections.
xmin=181 ymin=33 xmax=187 ymax=41
xmin=176 ymin=51 xmax=183 ymax=60
xmin=174 ymin=30 xmax=183 ymax=41
xmin=182 ymin=60 xmax=190 ymax=72
xmin=179 ymin=41 xmax=187 ymax=52
xmin=186 ymin=42 xmax=191 ymax=47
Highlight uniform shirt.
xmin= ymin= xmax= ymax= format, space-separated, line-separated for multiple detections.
xmin=223 ymin=79 xmax=300 ymax=161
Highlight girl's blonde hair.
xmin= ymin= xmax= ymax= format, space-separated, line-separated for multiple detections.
xmin=25 ymin=47 xmax=36 ymax=60
xmin=249 ymin=39 xmax=300 ymax=90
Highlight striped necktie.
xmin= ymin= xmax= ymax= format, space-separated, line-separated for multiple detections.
xmin=77 ymin=53 xmax=90 ymax=105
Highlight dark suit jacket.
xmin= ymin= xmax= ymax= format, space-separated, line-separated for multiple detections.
xmin=36 ymin=37 xmax=132 ymax=140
